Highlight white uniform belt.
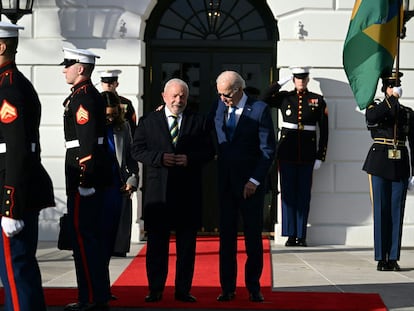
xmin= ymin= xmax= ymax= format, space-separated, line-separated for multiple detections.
xmin=65 ymin=137 xmax=104 ymax=149
xmin=0 ymin=143 xmax=36 ymax=153
xmin=282 ymin=122 xmax=316 ymax=131
xmin=374 ymin=138 xmax=406 ymax=146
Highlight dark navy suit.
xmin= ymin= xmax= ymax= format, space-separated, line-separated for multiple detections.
xmin=213 ymin=93 xmax=275 ymax=295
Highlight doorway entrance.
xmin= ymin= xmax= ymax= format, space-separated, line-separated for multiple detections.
xmin=144 ymin=0 xmax=279 ymax=232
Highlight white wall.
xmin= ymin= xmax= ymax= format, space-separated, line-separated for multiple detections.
xmin=13 ymin=0 xmax=414 ymax=246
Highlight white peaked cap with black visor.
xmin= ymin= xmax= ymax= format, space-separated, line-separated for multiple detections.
xmin=60 ymin=47 xmax=100 ymax=66
xmin=0 ymin=21 xmax=24 ymax=38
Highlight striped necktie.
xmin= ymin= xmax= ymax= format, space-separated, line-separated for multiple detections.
xmin=169 ymin=114 xmax=179 ymax=146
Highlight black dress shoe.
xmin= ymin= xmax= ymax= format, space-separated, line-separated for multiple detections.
xmin=249 ymin=291 xmax=264 ymax=302
xmin=377 ymin=260 xmax=390 ymax=271
xmin=145 ymin=291 xmax=163 ymax=302
xmin=174 ymin=292 xmax=197 ymax=302
xmin=217 ymin=292 xmax=236 ymax=301
xmin=297 ymin=238 xmax=307 ymax=247
xmin=388 ymin=260 xmax=401 ymax=271
xmin=285 ymin=237 xmax=297 ymax=246
xmin=64 ymin=302 xmax=109 ymax=311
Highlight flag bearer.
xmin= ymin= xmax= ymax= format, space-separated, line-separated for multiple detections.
xmin=363 ymin=71 xmax=414 ymax=271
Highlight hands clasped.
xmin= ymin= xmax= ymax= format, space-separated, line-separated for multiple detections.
xmin=163 ymin=153 xmax=188 ymax=167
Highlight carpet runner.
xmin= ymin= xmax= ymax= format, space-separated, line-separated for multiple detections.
xmin=0 ymin=236 xmax=387 ymax=310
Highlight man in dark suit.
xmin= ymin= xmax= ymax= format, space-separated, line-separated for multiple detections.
xmin=213 ymin=71 xmax=276 ymax=303
xmin=132 ymin=78 xmax=214 ymax=303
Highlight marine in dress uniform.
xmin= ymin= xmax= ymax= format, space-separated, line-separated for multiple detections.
xmin=263 ymin=66 xmax=329 ymax=247
xmin=0 ymin=22 xmax=55 ymax=311
xmin=99 ymin=69 xmax=137 ymax=134
xmin=363 ymin=72 xmax=414 ymax=272
xmin=61 ymin=47 xmax=112 ymax=311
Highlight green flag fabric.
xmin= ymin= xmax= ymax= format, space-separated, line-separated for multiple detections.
xmin=343 ymin=0 xmax=402 ymax=109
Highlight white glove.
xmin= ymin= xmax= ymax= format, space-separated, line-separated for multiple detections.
xmin=355 ymin=106 xmax=366 ymax=115
xmin=408 ymin=176 xmax=414 ymax=191
xmin=313 ymin=159 xmax=322 ymax=170
xmin=78 ymin=187 xmax=96 ymax=196
xmin=277 ymin=75 xmax=293 ymax=87
xmin=393 ymin=86 xmax=402 ymax=98
xmin=1 ymin=217 xmax=24 ymax=237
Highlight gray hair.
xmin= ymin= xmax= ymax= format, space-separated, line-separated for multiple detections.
xmin=216 ymin=71 xmax=246 ymax=89
xmin=164 ymin=78 xmax=189 ymax=94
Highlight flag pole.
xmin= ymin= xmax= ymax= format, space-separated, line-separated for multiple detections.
xmin=396 ymin=0 xmax=402 ymax=84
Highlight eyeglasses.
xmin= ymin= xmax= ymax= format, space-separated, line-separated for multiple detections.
xmin=62 ymin=59 xmax=80 ymax=68
xmin=218 ymin=88 xmax=239 ymax=99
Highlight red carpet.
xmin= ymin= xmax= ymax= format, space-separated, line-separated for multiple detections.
xmin=0 ymin=236 xmax=387 ymax=310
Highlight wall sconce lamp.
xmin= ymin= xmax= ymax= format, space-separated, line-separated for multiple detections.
xmin=0 ymin=0 xmax=34 ymax=24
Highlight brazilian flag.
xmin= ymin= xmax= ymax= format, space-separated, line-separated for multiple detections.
xmin=343 ymin=0 xmax=402 ymax=109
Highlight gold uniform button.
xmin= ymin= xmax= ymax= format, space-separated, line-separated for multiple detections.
xmin=6 ymin=190 xmax=11 ymax=194
xmin=5 ymin=211 xmax=9 ymax=216
xmin=5 ymin=200 xmax=10 ymax=205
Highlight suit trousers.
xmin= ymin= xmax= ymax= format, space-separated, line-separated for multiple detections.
xmin=369 ymin=174 xmax=407 ymax=261
xmin=67 ymin=190 xmax=110 ymax=304
xmin=146 ymin=227 xmax=197 ymax=294
xmin=218 ymin=186 xmax=264 ymax=294
xmin=279 ymin=161 xmax=313 ymax=239
xmin=0 ymin=210 xmax=46 ymax=311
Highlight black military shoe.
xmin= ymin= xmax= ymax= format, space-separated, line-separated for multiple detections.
xmin=377 ymin=260 xmax=390 ymax=271
xmin=297 ymin=238 xmax=307 ymax=247
xmin=285 ymin=237 xmax=297 ymax=246
xmin=388 ymin=260 xmax=401 ymax=271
